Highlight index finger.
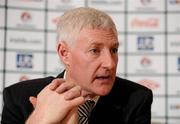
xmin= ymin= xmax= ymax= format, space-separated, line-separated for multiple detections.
xmin=49 ymin=78 xmax=65 ymax=91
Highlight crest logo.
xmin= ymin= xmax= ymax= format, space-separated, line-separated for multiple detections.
xmin=16 ymin=53 xmax=33 ymax=69
xmin=137 ymin=36 xmax=154 ymax=51
xmin=21 ymin=12 xmax=32 ymax=23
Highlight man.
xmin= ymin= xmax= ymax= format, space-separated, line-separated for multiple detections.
xmin=1 ymin=7 xmax=153 ymax=124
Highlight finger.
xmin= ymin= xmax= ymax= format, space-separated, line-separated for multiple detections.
xmin=55 ymin=82 xmax=75 ymax=94
xmin=29 ymin=96 xmax=37 ymax=108
xmin=69 ymin=96 xmax=85 ymax=107
xmin=49 ymin=78 xmax=65 ymax=90
xmin=64 ymin=86 xmax=81 ymax=100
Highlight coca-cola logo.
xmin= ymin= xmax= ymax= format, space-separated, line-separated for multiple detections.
xmin=138 ymin=79 xmax=159 ymax=90
xmin=131 ymin=18 xmax=159 ymax=28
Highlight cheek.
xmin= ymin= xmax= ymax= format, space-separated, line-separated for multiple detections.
xmin=69 ymin=50 xmax=101 ymax=80
xmin=71 ymin=51 xmax=98 ymax=70
xmin=70 ymin=52 xmax=91 ymax=77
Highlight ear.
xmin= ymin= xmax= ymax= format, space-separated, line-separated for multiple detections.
xmin=57 ymin=42 xmax=70 ymax=65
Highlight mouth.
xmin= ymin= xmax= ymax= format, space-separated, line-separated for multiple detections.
xmin=95 ymin=75 xmax=112 ymax=83
xmin=96 ymin=75 xmax=110 ymax=79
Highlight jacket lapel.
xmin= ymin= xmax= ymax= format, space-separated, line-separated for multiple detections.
xmin=89 ymin=94 xmax=124 ymax=124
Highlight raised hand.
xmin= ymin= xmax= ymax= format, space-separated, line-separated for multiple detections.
xmin=26 ymin=79 xmax=85 ymax=124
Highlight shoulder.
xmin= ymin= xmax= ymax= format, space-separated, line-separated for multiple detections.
xmin=109 ymin=76 xmax=152 ymax=102
xmin=2 ymin=76 xmax=56 ymax=122
xmin=114 ymin=76 xmax=152 ymax=93
xmin=3 ymin=76 xmax=55 ymax=98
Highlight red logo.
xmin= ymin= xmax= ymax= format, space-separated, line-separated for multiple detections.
xmin=131 ymin=18 xmax=159 ymax=28
xmin=138 ymin=79 xmax=159 ymax=90
xmin=21 ymin=12 xmax=32 ymax=22
xmin=140 ymin=56 xmax=152 ymax=67
xmin=52 ymin=16 xmax=60 ymax=26
xmin=170 ymin=104 xmax=180 ymax=109
xmin=169 ymin=0 xmax=180 ymax=4
xmin=19 ymin=75 xmax=29 ymax=81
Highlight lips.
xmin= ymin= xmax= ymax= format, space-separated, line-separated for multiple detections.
xmin=95 ymin=75 xmax=113 ymax=84
xmin=96 ymin=76 xmax=110 ymax=79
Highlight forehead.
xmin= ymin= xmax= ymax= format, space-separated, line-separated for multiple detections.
xmin=77 ymin=28 xmax=118 ymax=44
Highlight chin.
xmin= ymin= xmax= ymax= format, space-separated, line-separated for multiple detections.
xmin=96 ymin=86 xmax=113 ymax=96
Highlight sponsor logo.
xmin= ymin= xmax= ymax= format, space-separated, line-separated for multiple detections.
xmin=178 ymin=56 xmax=180 ymax=71
xmin=17 ymin=0 xmax=43 ymax=2
xmin=140 ymin=0 xmax=152 ymax=6
xmin=16 ymin=53 xmax=33 ymax=69
xmin=140 ymin=56 xmax=152 ymax=67
xmin=18 ymin=11 xmax=36 ymax=29
xmin=169 ymin=0 xmax=180 ymax=4
xmin=136 ymin=56 xmax=156 ymax=74
xmin=137 ymin=36 xmax=154 ymax=51
xmin=170 ymin=40 xmax=180 ymax=47
xmin=61 ymin=0 xmax=71 ymax=3
xmin=90 ymin=0 xmax=122 ymax=4
xmin=170 ymin=104 xmax=180 ymax=109
xmin=131 ymin=18 xmax=159 ymax=28
xmin=19 ymin=75 xmax=29 ymax=81
xmin=138 ymin=79 xmax=159 ymax=90
xmin=52 ymin=16 xmax=60 ymax=26
xmin=51 ymin=0 xmax=75 ymax=10
xmin=9 ymin=37 xmax=41 ymax=44
xmin=21 ymin=12 xmax=32 ymax=23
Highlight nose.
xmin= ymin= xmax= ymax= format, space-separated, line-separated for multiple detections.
xmin=101 ymin=51 xmax=117 ymax=69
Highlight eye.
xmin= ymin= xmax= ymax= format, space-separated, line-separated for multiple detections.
xmin=90 ymin=48 xmax=100 ymax=55
xmin=112 ymin=47 xmax=118 ymax=54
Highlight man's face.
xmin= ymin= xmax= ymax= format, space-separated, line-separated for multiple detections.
xmin=67 ymin=28 xmax=119 ymax=96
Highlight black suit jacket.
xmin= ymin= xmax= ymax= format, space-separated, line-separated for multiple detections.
xmin=1 ymin=72 xmax=153 ymax=124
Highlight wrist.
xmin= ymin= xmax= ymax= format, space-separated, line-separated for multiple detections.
xmin=26 ymin=110 xmax=54 ymax=124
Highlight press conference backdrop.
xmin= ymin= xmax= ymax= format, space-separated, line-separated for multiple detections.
xmin=0 ymin=0 xmax=180 ymax=123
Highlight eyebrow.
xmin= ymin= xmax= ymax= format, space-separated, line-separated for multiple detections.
xmin=114 ymin=42 xmax=119 ymax=47
xmin=89 ymin=41 xmax=119 ymax=47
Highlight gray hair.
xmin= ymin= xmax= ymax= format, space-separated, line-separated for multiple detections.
xmin=56 ymin=7 xmax=117 ymax=46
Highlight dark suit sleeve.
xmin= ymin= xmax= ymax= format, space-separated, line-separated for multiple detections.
xmin=134 ymin=89 xmax=153 ymax=124
xmin=1 ymin=88 xmax=25 ymax=124
xmin=1 ymin=76 xmax=55 ymax=124
xmin=1 ymin=76 xmax=56 ymax=124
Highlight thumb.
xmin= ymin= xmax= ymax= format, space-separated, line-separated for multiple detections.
xmin=29 ymin=96 xmax=37 ymax=108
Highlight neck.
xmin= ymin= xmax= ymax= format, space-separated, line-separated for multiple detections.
xmin=64 ymin=70 xmax=96 ymax=100
xmin=80 ymin=90 xmax=96 ymax=101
